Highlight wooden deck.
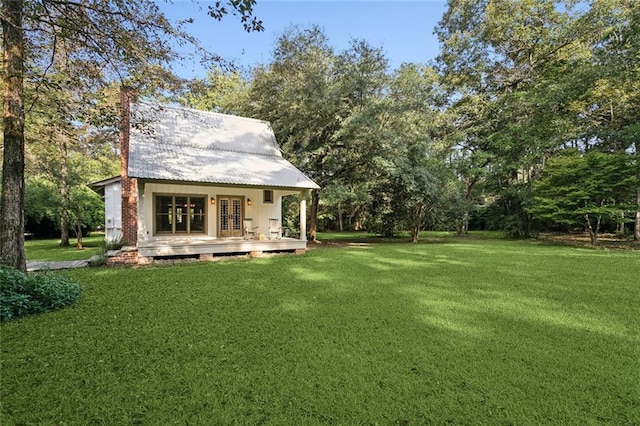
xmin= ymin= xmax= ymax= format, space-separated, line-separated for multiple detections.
xmin=137 ymin=236 xmax=307 ymax=258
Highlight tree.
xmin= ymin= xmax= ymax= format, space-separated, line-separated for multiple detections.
xmin=530 ymin=150 xmax=636 ymax=245
xmin=1 ymin=0 xmax=26 ymax=271
xmin=24 ymin=61 xmax=120 ymax=247
xmin=307 ymin=40 xmax=391 ymax=235
xmin=332 ymin=64 xmax=455 ymax=242
xmin=567 ymin=1 xmax=640 ymax=240
xmin=181 ymin=68 xmax=250 ymax=115
xmin=247 ymin=25 xmax=342 ymax=241
xmin=1 ymin=0 xmax=261 ymax=271
xmin=435 ymin=0 xmax=638 ymax=238
xmin=318 ymin=183 xmax=369 ymax=231
xmin=28 ymin=59 xmax=83 ymax=247
xmin=24 ymin=175 xmax=59 ymax=238
xmin=67 ymin=185 xmax=104 ymax=249
xmin=379 ymin=65 xmax=453 ymax=242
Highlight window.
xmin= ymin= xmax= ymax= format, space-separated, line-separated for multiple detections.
xmin=155 ymin=195 xmax=206 ymax=235
xmin=263 ymin=189 xmax=274 ymax=204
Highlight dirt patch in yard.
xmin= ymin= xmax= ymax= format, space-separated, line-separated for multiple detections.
xmin=308 ymin=232 xmax=639 ymax=251
xmin=535 ymin=232 xmax=639 ymax=250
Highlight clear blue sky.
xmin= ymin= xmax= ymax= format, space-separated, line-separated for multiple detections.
xmin=161 ymin=0 xmax=448 ymax=78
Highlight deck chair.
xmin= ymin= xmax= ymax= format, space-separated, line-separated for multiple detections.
xmin=244 ymin=218 xmax=258 ymax=239
xmin=268 ymin=218 xmax=282 ymax=240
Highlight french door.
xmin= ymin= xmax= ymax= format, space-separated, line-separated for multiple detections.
xmin=218 ymin=196 xmax=243 ymax=237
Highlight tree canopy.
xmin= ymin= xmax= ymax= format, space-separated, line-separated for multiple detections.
xmin=530 ymin=150 xmax=636 ymax=244
xmin=3 ymin=0 xmax=638 ymax=270
xmin=1 ymin=0 xmax=262 ymax=270
xmin=178 ymin=2 xmax=638 ymax=245
xmin=434 ymin=0 xmax=639 ymax=241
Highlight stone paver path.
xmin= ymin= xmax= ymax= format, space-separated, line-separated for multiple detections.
xmin=26 ymin=256 xmax=99 ymax=272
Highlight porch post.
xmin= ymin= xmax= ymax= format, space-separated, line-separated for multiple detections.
xmin=299 ymin=190 xmax=308 ymax=241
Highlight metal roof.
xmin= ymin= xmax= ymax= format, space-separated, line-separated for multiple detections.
xmin=128 ymin=102 xmax=319 ymax=189
xmin=88 ymin=175 xmax=121 ymax=188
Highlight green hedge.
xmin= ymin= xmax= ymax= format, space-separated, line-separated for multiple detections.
xmin=0 ymin=267 xmax=82 ymax=322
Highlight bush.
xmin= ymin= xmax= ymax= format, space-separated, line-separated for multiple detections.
xmin=105 ymin=237 xmax=125 ymax=251
xmin=0 ymin=267 xmax=82 ymax=322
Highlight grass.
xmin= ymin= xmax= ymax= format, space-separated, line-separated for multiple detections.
xmin=25 ymin=235 xmax=104 ymax=261
xmin=2 ymin=236 xmax=639 ymax=424
xmin=314 ymin=230 xmax=451 ymax=244
xmin=315 ymin=230 xmax=507 ymax=244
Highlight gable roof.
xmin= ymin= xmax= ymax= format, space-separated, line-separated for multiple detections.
xmin=127 ymin=101 xmax=319 ymax=190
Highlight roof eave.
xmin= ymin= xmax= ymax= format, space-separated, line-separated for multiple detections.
xmin=132 ymin=176 xmax=319 ymax=191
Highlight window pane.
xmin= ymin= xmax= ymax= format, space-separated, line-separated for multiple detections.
xmin=155 ymin=194 xmax=207 ymax=235
xmin=156 ymin=196 xmax=174 ymax=233
xmin=263 ymin=190 xmax=273 ymax=203
xmin=190 ymin=197 xmax=205 ymax=233
xmin=232 ymin=199 xmax=242 ymax=231
xmin=175 ymin=196 xmax=188 ymax=232
xmin=220 ymin=199 xmax=229 ymax=231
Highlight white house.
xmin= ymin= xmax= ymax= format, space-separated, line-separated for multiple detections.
xmin=92 ymin=93 xmax=319 ymax=264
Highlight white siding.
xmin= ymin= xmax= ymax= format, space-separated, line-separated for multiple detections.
xmin=104 ymin=181 xmax=122 ymax=242
xmin=138 ymin=182 xmax=292 ymax=243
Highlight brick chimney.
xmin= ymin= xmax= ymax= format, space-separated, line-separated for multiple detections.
xmin=120 ymin=87 xmax=138 ymax=246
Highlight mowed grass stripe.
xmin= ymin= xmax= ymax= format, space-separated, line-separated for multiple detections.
xmin=2 ymin=238 xmax=638 ymax=424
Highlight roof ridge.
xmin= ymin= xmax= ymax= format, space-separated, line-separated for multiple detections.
xmin=144 ymin=139 xmax=283 ymax=158
xmin=134 ymin=100 xmax=270 ymax=126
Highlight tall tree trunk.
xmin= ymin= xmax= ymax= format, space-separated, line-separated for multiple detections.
xmin=633 ymin=142 xmax=640 ymax=241
xmin=309 ymin=189 xmax=319 ymax=241
xmin=585 ymin=214 xmax=600 ymax=246
xmin=338 ymin=204 xmax=344 ymax=232
xmin=0 ymin=0 xmax=26 ymax=272
xmin=411 ymin=223 xmax=420 ymax=243
xmin=75 ymin=221 xmax=83 ymax=249
xmin=617 ymin=211 xmax=625 ymax=235
xmin=458 ymin=180 xmax=475 ymax=235
xmin=458 ymin=209 xmax=469 ymax=235
xmin=411 ymin=205 xmax=423 ymax=243
xmin=60 ymin=138 xmax=70 ymax=247
xmin=522 ymin=210 xmax=533 ymax=238
xmin=635 ymin=185 xmax=639 ymax=241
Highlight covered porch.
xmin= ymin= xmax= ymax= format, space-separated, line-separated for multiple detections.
xmin=135 ymin=183 xmax=311 ymax=261
xmin=137 ymin=235 xmax=308 ymax=258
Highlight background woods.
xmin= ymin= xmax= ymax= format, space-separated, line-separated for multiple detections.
xmin=186 ymin=1 xmax=637 ymax=243
xmin=2 ymin=0 xmax=638 ymax=270
xmin=1 ymin=0 xmax=262 ymax=271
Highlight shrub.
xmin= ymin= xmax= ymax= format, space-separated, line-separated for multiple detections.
xmin=90 ymin=242 xmax=108 ymax=267
xmin=105 ymin=237 xmax=125 ymax=251
xmin=88 ymin=237 xmax=125 ymax=267
xmin=0 ymin=267 xmax=82 ymax=322
xmin=89 ymin=251 xmax=107 ymax=267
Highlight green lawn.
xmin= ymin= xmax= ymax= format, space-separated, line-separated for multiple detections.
xmin=2 ymin=237 xmax=639 ymax=424
xmin=25 ymin=235 xmax=104 ymax=261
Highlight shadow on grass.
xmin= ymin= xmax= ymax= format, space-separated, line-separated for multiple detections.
xmin=2 ymin=238 xmax=638 ymax=424
xmin=313 ymin=231 xmax=491 ymax=250
xmin=317 ymin=230 xmax=639 ymax=251
xmin=278 ymin=242 xmax=638 ymax=422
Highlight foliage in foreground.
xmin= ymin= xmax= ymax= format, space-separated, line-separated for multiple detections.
xmin=1 ymin=238 xmax=638 ymax=424
xmin=0 ymin=267 xmax=82 ymax=322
